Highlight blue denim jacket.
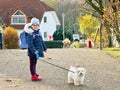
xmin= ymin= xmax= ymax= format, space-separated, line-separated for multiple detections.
xmin=27 ymin=30 xmax=47 ymax=57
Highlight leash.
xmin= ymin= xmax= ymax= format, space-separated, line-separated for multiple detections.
xmin=39 ymin=58 xmax=74 ymax=73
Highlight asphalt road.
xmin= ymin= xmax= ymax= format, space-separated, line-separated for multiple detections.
xmin=0 ymin=48 xmax=120 ymax=90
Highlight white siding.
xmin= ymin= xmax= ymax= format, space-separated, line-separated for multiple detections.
xmin=40 ymin=11 xmax=60 ymax=41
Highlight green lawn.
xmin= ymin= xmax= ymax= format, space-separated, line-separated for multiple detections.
xmin=104 ymin=48 xmax=120 ymax=60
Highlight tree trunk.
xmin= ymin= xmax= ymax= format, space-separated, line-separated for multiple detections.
xmin=108 ymin=35 xmax=113 ymax=47
xmin=114 ymin=20 xmax=120 ymax=47
xmin=116 ymin=34 xmax=120 ymax=47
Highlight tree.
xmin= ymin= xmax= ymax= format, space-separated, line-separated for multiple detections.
xmin=79 ymin=14 xmax=99 ymax=38
xmin=41 ymin=0 xmax=57 ymax=7
xmin=85 ymin=0 xmax=120 ymax=47
xmin=43 ymin=0 xmax=82 ymax=34
xmin=53 ymin=27 xmax=73 ymax=41
xmin=53 ymin=27 xmax=63 ymax=40
xmin=42 ymin=0 xmax=86 ymax=41
xmin=103 ymin=2 xmax=120 ymax=47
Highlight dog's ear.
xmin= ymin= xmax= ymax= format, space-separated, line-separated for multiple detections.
xmin=70 ymin=65 xmax=74 ymax=68
xmin=75 ymin=69 xmax=80 ymax=74
xmin=84 ymin=68 xmax=87 ymax=73
xmin=76 ymin=65 xmax=80 ymax=68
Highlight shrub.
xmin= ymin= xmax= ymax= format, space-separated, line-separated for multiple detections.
xmin=44 ymin=40 xmax=63 ymax=48
xmin=3 ymin=26 xmax=19 ymax=49
xmin=62 ymin=38 xmax=71 ymax=48
xmin=53 ymin=28 xmax=63 ymax=40
xmin=70 ymin=41 xmax=86 ymax=48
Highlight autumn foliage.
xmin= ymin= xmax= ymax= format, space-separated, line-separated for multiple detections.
xmin=79 ymin=14 xmax=99 ymax=38
xmin=3 ymin=26 xmax=19 ymax=49
xmin=103 ymin=2 xmax=120 ymax=47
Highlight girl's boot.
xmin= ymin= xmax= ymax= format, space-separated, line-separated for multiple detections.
xmin=31 ymin=74 xmax=42 ymax=81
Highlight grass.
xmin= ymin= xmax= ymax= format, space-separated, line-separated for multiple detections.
xmin=103 ymin=47 xmax=120 ymax=60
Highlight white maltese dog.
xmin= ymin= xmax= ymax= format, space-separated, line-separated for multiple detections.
xmin=68 ymin=66 xmax=86 ymax=86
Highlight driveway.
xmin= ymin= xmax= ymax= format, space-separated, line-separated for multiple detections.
xmin=0 ymin=48 xmax=120 ymax=90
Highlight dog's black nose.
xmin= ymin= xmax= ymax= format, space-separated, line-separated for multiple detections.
xmin=80 ymin=73 xmax=83 ymax=75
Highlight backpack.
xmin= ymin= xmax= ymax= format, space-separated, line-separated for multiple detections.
xmin=19 ymin=30 xmax=41 ymax=49
xmin=19 ymin=31 xmax=28 ymax=49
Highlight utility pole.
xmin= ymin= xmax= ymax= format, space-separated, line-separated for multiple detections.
xmin=62 ymin=13 xmax=65 ymax=40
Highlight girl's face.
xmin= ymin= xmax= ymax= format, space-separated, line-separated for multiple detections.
xmin=31 ymin=24 xmax=39 ymax=30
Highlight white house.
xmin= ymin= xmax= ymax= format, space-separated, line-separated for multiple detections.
xmin=0 ymin=0 xmax=60 ymax=41
xmin=40 ymin=11 xmax=60 ymax=41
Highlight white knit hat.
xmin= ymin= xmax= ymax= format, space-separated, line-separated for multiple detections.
xmin=30 ymin=17 xmax=40 ymax=25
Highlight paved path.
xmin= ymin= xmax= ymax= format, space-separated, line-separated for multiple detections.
xmin=0 ymin=48 xmax=120 ymax=90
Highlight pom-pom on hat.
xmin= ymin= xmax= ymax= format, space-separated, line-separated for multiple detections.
xmin=30 ymin=17 xmax=40 ymax=25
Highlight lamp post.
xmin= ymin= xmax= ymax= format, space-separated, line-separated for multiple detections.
xmin=62 ymin=13 xmax=65 ymax=40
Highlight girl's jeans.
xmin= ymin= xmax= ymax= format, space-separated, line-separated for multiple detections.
xmin=29 ymin=56 xmax=37 ymax=75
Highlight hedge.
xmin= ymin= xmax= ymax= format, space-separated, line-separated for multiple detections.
xmin=44 ymin=40 xmax=63 ymax=48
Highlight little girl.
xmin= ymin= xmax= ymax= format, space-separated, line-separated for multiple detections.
xmin=27 ymin=17 xmax=47 ymax=81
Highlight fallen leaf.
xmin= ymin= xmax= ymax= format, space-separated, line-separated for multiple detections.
xmin=5 ymin=79 xmax=12 ymax=82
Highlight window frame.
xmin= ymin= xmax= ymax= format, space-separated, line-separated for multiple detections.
xmin=44 ymin=32 xmax=47 ymax=38
xmin=11 ymin=10 xmax=26 ymax=25
xmin=44 ymin=16 xmax=47 ymax=23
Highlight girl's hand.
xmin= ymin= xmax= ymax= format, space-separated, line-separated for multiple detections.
xmin=36 ymin=53 xmax=39 ymax=60
xmin=44 ymin=50 xmax=47 ymax=52
xmin=34 ymin=51 xmax=39 ymax=54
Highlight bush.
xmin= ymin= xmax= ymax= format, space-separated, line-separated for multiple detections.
xmin=3 ymin=26 xmax=19 ymax=49
xmin=62 ymin=38 xmax=71 ymax=48
xmin=44 ymin=40 xmax=63 ymax=48
xmin=70 ymin=41 xmax=86 ymax=48
xmin=53 ymin=28 xmax=63 ymax=40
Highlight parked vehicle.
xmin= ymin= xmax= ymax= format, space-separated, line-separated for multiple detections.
xmin=73 ymin=34 xmax=80 ymax=41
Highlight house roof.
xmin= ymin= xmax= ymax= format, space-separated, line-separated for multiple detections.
xmin=0 ymin=0 xmax=54 ymax=28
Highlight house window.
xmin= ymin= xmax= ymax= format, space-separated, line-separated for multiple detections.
xmin=44 ymin=17 xmax=47 ymax=23
xmin=11 ymin=10 xmax=26 ymax=25
xmin=44 ymin=32 xmax=47 ymax=38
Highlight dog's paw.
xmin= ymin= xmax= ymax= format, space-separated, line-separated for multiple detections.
xmin=74 ymin=82 xmax=80 ymax=86
xmin=80 ymin=83 xmax=84 ymax=86
xmin=68 ymin=80 xmax=74 ymax=84
xmin=67 ymin=81 xmax=71 ymax=84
